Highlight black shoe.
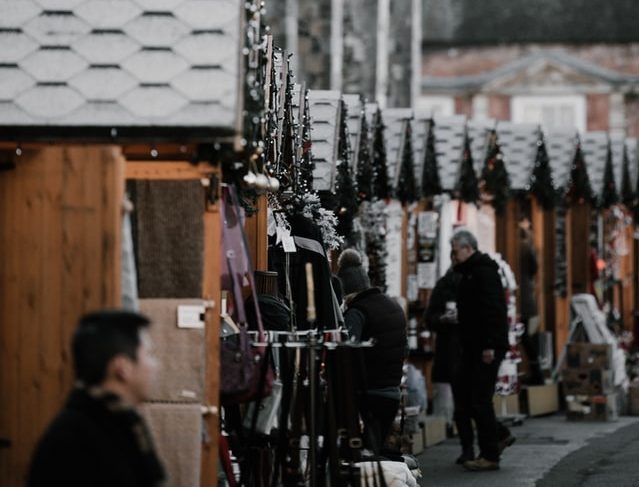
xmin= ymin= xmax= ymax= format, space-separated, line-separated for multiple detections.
xmin=497 ymin=434 xmax=516 ymax=455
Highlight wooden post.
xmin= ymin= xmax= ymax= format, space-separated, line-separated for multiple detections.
xmin=621 ymin=221 xmax=635 ymax=331
xmin=555 ymin=207 xmax=574 ymax=358
xmin=201 ymin=169 xmax=222 ymax=487
xmin=244 ymin=194 xmax=269 ymax=271
xmin=495 ymin=199 xmax=521 ymax=314
xmin=530 ymin=198 xmax=547 ymax=332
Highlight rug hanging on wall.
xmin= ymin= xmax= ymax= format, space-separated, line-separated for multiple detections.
xmin=130 ymin=180 xmax=204 ymax=298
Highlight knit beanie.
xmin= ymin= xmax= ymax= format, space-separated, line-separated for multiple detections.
xmin=337 ymin=249 xmax=370 ymax=296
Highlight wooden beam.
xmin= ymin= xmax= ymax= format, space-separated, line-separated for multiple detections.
xmin=125 ymin=161 xmax=218 ymax=180
xmin=201 ymin=168 xmax=222 ymax=487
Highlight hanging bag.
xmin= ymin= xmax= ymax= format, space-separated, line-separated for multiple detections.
xmin=220 ymin=185 xmax=273 ymax=404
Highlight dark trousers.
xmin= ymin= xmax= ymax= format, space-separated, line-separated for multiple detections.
xmin=452 ymin=350 xmax=507 ymax=462
xmin=362 ymin=394 xmax=400 ymax=453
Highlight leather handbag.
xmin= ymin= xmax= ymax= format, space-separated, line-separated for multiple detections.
xmin=220 ymin=185 xmax=273 ymax=404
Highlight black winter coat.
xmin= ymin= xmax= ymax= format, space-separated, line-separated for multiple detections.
xmin=424 ymin=268 xmax=462 ymax=383
xmin=346 ymin=288 xmax=408 ymax=390
xmin=455 ymin=252 xmax=509 ymax=354
xmin=28 ymin=388 xmax=165 ymax=487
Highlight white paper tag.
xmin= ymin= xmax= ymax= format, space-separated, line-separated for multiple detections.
xmin=282 ymin=235 xmax=297 ymax=253
xmin=177 ymin=305 xmax=205 ymax=329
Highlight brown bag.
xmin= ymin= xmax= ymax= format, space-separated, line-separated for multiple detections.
xmin=220 ymin=186 xmax=273 ymax=404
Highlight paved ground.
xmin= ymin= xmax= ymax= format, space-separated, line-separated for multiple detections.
xmin=415 ymin=414 xmax=639 ymax=486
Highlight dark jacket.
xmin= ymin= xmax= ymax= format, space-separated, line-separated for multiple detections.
xmin=455 ymin=252 xmax=509 ymax=355
xmin=28 ymin=388 xmax=165 ymax=487
xmin=270 ymin=214 xmax=338 ymax=330
xmin=424 ymin=268 xmax=462 ymax=383
xmin=346 ymin=288 xmax=408 ymax=390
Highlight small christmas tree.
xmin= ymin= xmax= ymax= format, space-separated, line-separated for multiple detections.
xmin=456 ymin=127 xmax=480 ymax=204
xmin=421 ymin=118 xmax=442 ymax=199
xmin=334 ymin=99 xmax=359 ymax=244
xmin=372 ymin=108 xmax=391 ymax=200
xmin=621 ymin=143 xmax=634 ymax=208
xmin=356 ymin=104 xmax=373 ymax=203
xmin=480 ymin=129 xmax=510 ymax=214
xmin=298 ymin=89 xmax=314 ymax=194
xmin=565 ymin=136 xmax=594 ymax=205
xmin=361 ymin=200 xmax=388 ymax=291
xmin=529 ymin=129 xmax=555 ymax=210
xmin=395 ymin=119 xmax=418 ymax=205
xmin=600 ymin=139 xmax=619 ymax=209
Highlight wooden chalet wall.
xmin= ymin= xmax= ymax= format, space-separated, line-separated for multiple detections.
xmin=0 ymin=146 xmax=124 ymax=487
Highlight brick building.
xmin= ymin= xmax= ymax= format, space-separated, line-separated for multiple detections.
xmin=420 ymin=0 xmax=639 ymax=137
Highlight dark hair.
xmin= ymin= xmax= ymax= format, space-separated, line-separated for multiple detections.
xmin=72 ymin=310 xmax=151 ymax=386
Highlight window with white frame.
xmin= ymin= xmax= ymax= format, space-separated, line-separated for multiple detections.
xmin=416 ymin=95 xmax=455 ymax=117
xmin=511 ymin=95 xmax=586 ymax=133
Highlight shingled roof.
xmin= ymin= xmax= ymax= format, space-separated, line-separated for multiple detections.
xmin=0 ymin=0 xmax=242 ymax=140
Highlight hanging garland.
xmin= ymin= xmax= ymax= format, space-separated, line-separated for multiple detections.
xmin=565 ymin=137 xmax=594 ymax=205
xmin=372 ymin=108 xmax=391 ymax=200
xmin=621 ymin=143 xmax=634 ymax=208
xmin=356 ymin=104 xmax=373 ymax=203
xmin=361 ymin=200 xmax=388 ymax=291
xmin=480 ymin=129 xmax=510 ymax=214
xmin=334 ymin=99 xmax=359 ymax=245
xmin=456 ymin=127 xmax=480 ymax=204
xmin=298 ymin=89 xmax=315 ymax=194
xmin=420 ymin=118 xmax=442 ymax=199
xmin=601 ymin=140 xmax=619 ymax=209
xmin=395 ymin=119 xmax=418 ymax=205
xmin=529 ymin=129 xmax=556 ymax=210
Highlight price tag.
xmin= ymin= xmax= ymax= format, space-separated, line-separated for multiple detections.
xmin=282 ymin=235 xmax=297 ymax=253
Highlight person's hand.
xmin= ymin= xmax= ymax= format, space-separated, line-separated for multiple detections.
xmin=482 ymin=349 xmax=495 ymax=364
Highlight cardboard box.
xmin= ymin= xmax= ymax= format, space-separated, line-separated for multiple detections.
xmin=494 ymin=393 xmax=519 ymax=417
xmin=520 ymin=383 xmax=559 ymax=416
xmin=561 ymin=368 xmax=613 ymax=395
xmin=423 ymin=416 xmax=447 ymax=448
xmin=410 ymin=429 xmax=424 ymax=455
xmin=566 ymin=394 xmax=618 ymax=421
xmin=565 ymin=343 xmax=612 ymax=370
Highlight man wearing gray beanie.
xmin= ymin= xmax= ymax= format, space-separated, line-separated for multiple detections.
xmin=337 ymin=248 xmax=408 ymax=453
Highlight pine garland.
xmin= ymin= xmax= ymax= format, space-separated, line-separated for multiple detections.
xmin=334 ymin=99 xmax=359 ymax=245
xmin=621 ymin=143 xmax=634 ymax=208
xmin=361 ymin=200 xmax=388 ymax=291
xmin=356 ymin=105 xmax=374 ymax=203
xmin=421 ymin=118 xmax=442 ymax=199
xmin=565 ymin=138 xmax=594 ymax=205
xmin=529 ymin=130 xmax=556 ymax=210
xmin=600 ymin=140 xmax=619 ymax=209
xmin=298 ymin=89 xmax=315 ymax=194
xmin=372 ymin=108 xmax=391 ymax=200
xmin=456 ymin=128 xmax=480 ymax=204
xmin=395 ymin=119 xmax=418 ymax=205
xmin=480 ymin=129 xmax=510 ymax=214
